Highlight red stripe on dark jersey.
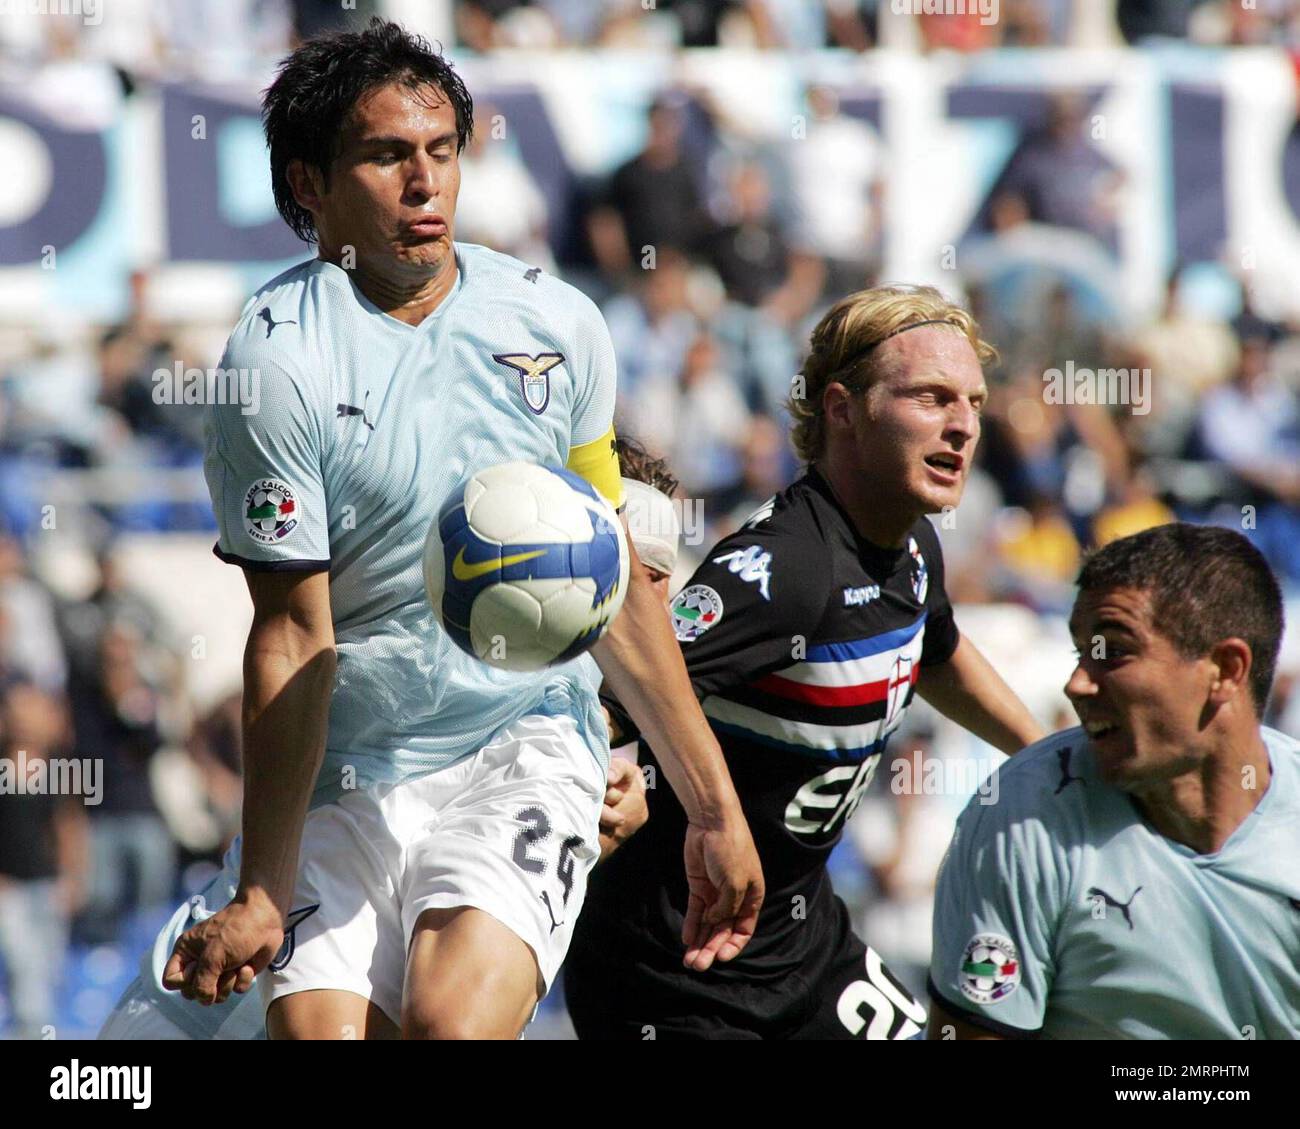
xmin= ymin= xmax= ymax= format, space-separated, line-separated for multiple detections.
xmin=752 ymin=666 xmax=918 ymax=708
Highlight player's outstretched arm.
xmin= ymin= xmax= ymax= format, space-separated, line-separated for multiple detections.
xmin=593 ymin=545 xmax=765 ymax=971
xmin=918 ymin=634 xmax=1044 ymax=756
xmin=163 ymin=570 xmax=336 ymax=1006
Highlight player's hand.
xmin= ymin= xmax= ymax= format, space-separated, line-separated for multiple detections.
xmin=598 ymin=757 xmax=647 ymax=861
xmin=681 ymin=816 xmax=764 ymax=972
xmin=162 ymin=891 xmax=285 ymax=1007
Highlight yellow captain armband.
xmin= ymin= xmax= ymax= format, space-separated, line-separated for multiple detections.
xmin=565 ymin=424 xmax=624 ymax=510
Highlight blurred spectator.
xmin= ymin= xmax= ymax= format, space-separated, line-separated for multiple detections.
xmin=59 ymin=545 xmax=168 ymax=690
xmin=629 ymin=328 xmax=753 ymax=495
xmin=456 ymin=103 xmax=555 ymax=269
xmin=0 ymin=683 xmax=87 ymax=1039
xmin=187 ymin=691 xmax=244 ymax=851
xmin=708 ymin=413 xmax=792 ymax=535
xmin=706 ymin=159 xmax=825 ymax=322
xmin=994 ymin=494 xmax=1082 ymax=612
xmin=587 ymin=96 xmax=715 ymax=280
xmin=1093 ymin=464 xmax=1178 ymax=546
xmin=602 ymin=247 xmax=701 ymax=399
xmin=70 ymin=623 xmax=174 ymax=943
xmin=1196 ymin=336 xmax=1300 ymax=506
xmin=1116 ymin=0 xmax=1205 ymax=43
xmin=989 ymin=93 xmax=1123 ymax=250
xmin=0 ymin=534 xmax=67 ymax=694
xmin=1129 ymin=273 xmax=1240 ymax=426
xmin=787 ymin=86 xmax=883 ymax=297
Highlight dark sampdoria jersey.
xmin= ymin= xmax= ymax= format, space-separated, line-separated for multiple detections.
xmin=567 ymin=468 xmax=958 ymax=1036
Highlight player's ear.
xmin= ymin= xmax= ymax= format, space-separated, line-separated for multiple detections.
xmin=286 ymin=159 xmax=326 ymax=217
xmin=823 ymin=382 xmax=854 ymax=436
xmin=1206 ymin=638 xmax=1253 ymax=708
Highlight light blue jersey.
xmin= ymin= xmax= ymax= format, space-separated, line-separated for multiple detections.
xmin=930 ymin=726 xmax=1300 ymax=1039
xmin=203 ymin=244 xmax=618 ymax=807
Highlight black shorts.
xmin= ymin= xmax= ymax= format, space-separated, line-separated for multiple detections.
xmin=563 ymin=905 xmax=927 ymax=1040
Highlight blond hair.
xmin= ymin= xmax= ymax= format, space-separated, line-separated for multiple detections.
xmin=787 ymin=284 xmax=997 ymax=462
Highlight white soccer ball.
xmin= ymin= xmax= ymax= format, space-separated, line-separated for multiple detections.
xmin=423 ymin=461 xmax=630 ymax=672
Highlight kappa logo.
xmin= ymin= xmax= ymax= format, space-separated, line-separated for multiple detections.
xmin=713 ymin=545 xmax=772 ymax=600
xmin=257 ymin=307 xmax=298 ymax=337
xmin=493 ymin=352 xmax=565 ymax=414
xmin=843 ymin=583 xmax=880 ymax=607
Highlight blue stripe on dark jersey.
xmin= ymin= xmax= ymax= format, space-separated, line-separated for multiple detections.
xmin=804 ymin=612 xmax=927 ymax=663
xmin=707 ymin=718 xmax=888 ymax=763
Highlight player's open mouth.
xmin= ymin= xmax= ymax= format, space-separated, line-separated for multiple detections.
xmin=924 ymin=453 xmax=962 ymax=483
xmin=1084 ymin=720 xmax=1120 ymax=739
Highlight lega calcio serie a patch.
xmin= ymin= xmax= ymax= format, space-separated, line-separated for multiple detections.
xmin=959 ymin=933 xmax=1020 ymax=1005
xmin=244 ymin=478 xmax=300 ymax=545
xmin=671 ymin=584 xmax=723 ymax=642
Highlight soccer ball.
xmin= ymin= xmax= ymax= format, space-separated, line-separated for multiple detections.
xmin=423 ymin=461 xmax=630 ymax=672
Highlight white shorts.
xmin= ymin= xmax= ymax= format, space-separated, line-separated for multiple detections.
xmin=262 ymin=713 xmax=605 ymax=1026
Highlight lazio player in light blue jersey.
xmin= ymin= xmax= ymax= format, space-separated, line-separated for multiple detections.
xmin=98 ymin=19 xmax=763 ymax=1042
xmin=930 ymin=524 xmax=1299 ymax=1039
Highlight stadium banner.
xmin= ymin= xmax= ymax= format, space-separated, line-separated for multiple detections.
xmin=0 ymin=45 xmax=1298 ymax=323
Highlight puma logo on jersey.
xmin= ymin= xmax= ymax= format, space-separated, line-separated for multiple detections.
xmin=493 ymin=352 xmax=564 ymax=414
xmin=258 ymin=308 xmax=298 ymax=337
xmin=1088 ymin=885 xmax=1142 ymax=930
xmin=524 ymin=266 xmax=542 ymax=283
xmin=540 ymin=890 xmax=564 ymax=934
xmin=1055 ymin=746 xmax=1084 ymax=794
xmin=268 ymin=903 xmax=321 ymax=971
xmin=337 ymin=390 xmax=374 ymax=430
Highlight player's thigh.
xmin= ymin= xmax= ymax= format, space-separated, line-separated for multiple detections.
xmin=402 ymin=906 xmax=540 ymax=1040
xmin=267 ymin=989 xmax=400 ymax=1041
xmin=793 ymin=937 xmax=928 ymax=1040
xmin=399 ymin=713 xmax=605 ymax=1038
xmin=261 ymin=793 xmax=408 ymax=1035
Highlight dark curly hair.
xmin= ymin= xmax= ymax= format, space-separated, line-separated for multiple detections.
xmin=262 ymin=17 xmax=474 ymax=244
xmin=616 ymin=434 xmax=679 ymax=498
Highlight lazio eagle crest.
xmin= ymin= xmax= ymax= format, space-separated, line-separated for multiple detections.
xmin=493 ymin=351 xmax=565 ymax=415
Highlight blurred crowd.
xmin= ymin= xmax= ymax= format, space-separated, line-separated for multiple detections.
xmin=7 ymin=0 xmax=1300 ymax=67
xmin=1 ymin=0 xmax=1299 ymax=1035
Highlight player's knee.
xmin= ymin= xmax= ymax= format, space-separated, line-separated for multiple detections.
xmin=401 ymin=994 xmax=520 ymax=1041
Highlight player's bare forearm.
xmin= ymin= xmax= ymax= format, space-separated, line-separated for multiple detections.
xmin=592 ymin=552 xmax=742 ymax=829
xmin=237 ymin=570 xmax=336 ymax=915
xmin=918 ymin=634 xmax=1044 ymax=756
